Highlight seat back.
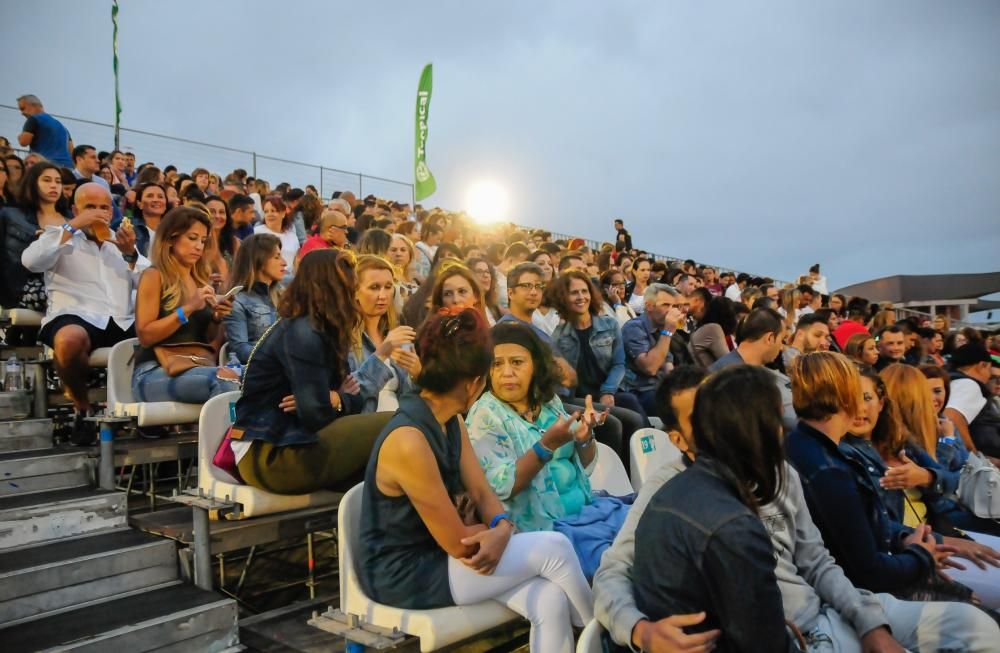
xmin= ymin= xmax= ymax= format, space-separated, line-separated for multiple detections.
xmin=575 ymin=619 xmax=604 ymax=653
xmin=197 ymin=391 xmax=242 ymax=487
xmin=338 ymin=483 xmax=366 ymax=613
xmin=629 ymin=428 xmax=681 ymax=491
xmin=590 ymin=442 xmax=633 ymax=495
xmin=107 ymin=337 xmax=139 ymax=413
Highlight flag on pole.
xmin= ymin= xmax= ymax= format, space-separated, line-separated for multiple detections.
xmin=414 ymin=63 xmax=436 ymax=201
xmin=112 ymin=0 xmax=121 ymax=149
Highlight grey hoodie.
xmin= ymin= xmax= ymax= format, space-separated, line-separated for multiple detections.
xmin=593 ymin=459 xmax=889 ymax=649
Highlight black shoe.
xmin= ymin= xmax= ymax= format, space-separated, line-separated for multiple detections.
xmin=70 ymin=412 xmax=97 ymax=446
xmin=137 ymin=426 xmax=169 ymax=440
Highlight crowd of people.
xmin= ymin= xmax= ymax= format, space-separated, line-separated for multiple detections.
xmin=3 ymin=95 xmax=1000 ymax=652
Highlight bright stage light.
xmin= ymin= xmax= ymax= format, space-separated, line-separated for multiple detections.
xmin=465 ymin=180 xmax=510 ymax=224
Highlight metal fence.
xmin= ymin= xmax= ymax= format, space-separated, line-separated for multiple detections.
xmin=0 ymin=104 xmax=790 ymax=282
xmin=0 ymin=105 xmax=415 ymax=204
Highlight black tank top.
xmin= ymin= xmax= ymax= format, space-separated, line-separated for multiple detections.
xmin=134 ymin=293 xmax=215 ymax=367
xmin=358 ymin=394 xmax=464 ymax=609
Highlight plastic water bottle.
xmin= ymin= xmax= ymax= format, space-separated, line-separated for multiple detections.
xmin=225 ymin=353 xmax=243 ymax=381
xmin=3 ymin=355 xmax=24 ymax=391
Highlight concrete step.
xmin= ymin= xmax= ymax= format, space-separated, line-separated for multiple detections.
xmin=0 ymin=448 xmax=91 ymax=497
xmin=239 ymin=596 xmax=343 ymax=653
xmin=0 ymin=487 xmax=126 ymax=551
xmin=0 ymin=418 xmax=52 ymax=453
xmin=0 ymin=529 xmax=178 ymax=626
xmin=0 ymin=582 xmax=240 ymax=652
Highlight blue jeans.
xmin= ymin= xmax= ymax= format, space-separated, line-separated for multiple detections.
xmin=132 ymin=360 xmax=239 ymax=404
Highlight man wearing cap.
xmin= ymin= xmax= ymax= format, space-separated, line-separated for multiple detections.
xmin=945 ymin=342 xmax=1000 ymax=457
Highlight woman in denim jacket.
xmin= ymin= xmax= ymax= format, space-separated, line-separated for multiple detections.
xmin=844 ymin=366 xmax=1000 ymax=609
xmin=549 ymin=270 xmax=649 ymax=441
xmin=881 ymin=364 xmax=1000 ymax=537
xmin=348 ymin=255 xmax=417 ymax=413
xmin=223 ymin=233 xmax=284 ymax=364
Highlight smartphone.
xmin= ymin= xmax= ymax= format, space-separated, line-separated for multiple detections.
xmin=400 ymin=342 xmax=414 ymax=352
xmin=219 ymin=285 xmax=244 ymax=301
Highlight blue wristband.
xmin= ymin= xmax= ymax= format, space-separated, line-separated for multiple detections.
xmin=61 ymin=223 xmax=78 ymax=235
xmin=176 ymin=307 xmax=188 ymax=325
xmin=489 ymin=513 xmax=510 ymax=529
xmin=659 ymin=328 xmax=674 ymax=337
xmin=532 ymin=440 xmax=553 ymax=464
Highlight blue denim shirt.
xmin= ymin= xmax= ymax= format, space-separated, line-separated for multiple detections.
xmin=232 ymin=317 xmax=360 ymax=447
xmin=621 ymin=313 xmax=668 ymax=392
xmin=551 ymin=315 xmax=626 ymax=396
xmin=786 ymin=422 xmax=935 ymax=594
xmin=223 ymin=282 xmax=278 ymax=364
xmin=347 ymin=331 xmax=415 ymax=414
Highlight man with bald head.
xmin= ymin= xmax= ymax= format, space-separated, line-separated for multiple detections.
xmin=295 ymin=209 xmax=350 ymax=267
xmin=22 ymin=182 xmax=149 ymax=444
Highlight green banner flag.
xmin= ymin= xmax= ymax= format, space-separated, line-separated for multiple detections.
xmin=112 ymin=0 xmax=121 ymax=149
xmin=414 ymin=63 xmax=436 ymax=201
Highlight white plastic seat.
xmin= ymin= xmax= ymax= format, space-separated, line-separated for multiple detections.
xmin=589 ymin=441 xmax=634 ymax=495
xmin=107 ymin=338 xmax=203 ymax=426
xmin=0 ymin=307 xmax=44 ymax=327
xmin=576 ymin=619 xmax=605 ymax=653
xmin=198 ymin=391 xmax=340 ymax=518
xmin=88 ymin=347 xmax=111 ymax=367
xmin=629 ymin=428 xmax=682 ymax=491
xmin=338 ymin=483 xmax=519 ymax=651
xmin=218 ymin=342 xmax=230 ymax=367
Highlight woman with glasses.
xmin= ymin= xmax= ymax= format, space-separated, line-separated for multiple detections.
xmin=466 ymin=256 xmax=503 ymax=325
xmin=599 ymin=268 xmax=636 ymax=327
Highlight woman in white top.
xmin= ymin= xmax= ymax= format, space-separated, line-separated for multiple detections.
xmin=626 ymin=257 xmax=651 ymax=315
xmin=600 ymin=269 xmax=636 ymax=327
xmin=348 ymin=255 xmax=419 ymax=413
xmin=527 ymin=250 xmax=560 ymax=335
xmin=253 ymin=195 xmax=298 ymax=282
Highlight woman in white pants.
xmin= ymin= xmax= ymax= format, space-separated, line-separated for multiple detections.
xmin=358 ymin=308 xmax=592 ymax=653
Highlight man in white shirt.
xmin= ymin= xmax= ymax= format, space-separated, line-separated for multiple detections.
xmin=22 ymin=183 xmax=148 ymax=443
xmin=725 ymin=272 xmax=749 ymax=302
xmin=809 ymin=263 xmax=829 ymax=296
xmin=945 ymin=342 xmax=1000 ymax=457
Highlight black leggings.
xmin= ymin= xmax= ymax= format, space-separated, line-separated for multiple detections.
xmin=562 ymin=398 xmax=629 ymax=474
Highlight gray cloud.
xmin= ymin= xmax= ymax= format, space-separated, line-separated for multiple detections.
xmin=2 ymin=0 xmax=998 ymax=287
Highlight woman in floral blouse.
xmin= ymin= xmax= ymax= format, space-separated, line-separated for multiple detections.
xmin=466 ymin=321 xmax=606 ymax=532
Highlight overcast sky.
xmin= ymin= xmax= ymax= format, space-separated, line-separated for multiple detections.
xmin=2 ymin=1 xmax=999 ymax=289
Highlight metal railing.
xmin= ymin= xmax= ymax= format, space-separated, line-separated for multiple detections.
xmin=0 ymin=105 xmax=416 ymax=203
xmin=0 ymin=105 xmax=788 ymax=282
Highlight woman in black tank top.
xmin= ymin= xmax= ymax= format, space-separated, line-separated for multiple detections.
xmin=132 ymin=206 xmax=239 ymax=404
xmin=358 ymin=308 xmax=593 ymax=653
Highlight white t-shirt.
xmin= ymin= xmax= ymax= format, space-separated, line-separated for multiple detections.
xmin=254 ymin=223 xmax=299 ymax=271
xmin=725 ymin=283 xmax=742 ymax=302
xmin=946 ymin=377 xmax=988 ymax=424
xmin=532 ymin=308 xmax=561 ymax=337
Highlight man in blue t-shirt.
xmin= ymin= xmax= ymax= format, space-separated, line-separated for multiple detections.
xmin=17 ymin=94 xmax=73 ymax=167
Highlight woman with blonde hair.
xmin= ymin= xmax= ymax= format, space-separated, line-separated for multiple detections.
xmin=880 ymin=364 xmax=1000 ymax=538
xmin=132 ymin=207 xmax=239 ymax=403
xmin=348 ymin=255 xmax=419 ymax=413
